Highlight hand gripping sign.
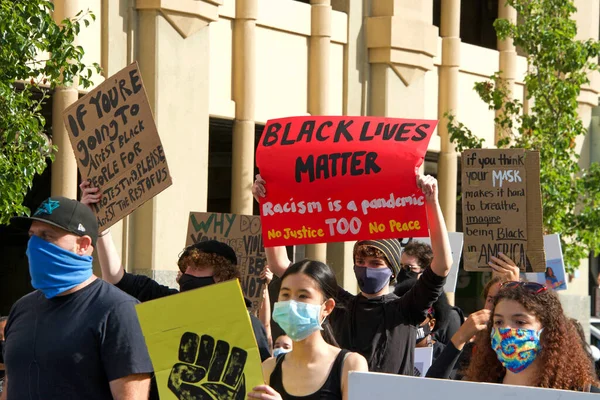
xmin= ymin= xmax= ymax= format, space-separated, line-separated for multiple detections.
xmin=135 ymin=280 xmax=263 ymax=400
xmin=256 ymin=116 xmax=437 ymax=247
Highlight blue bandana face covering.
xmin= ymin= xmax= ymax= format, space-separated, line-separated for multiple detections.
xmin=272 ymin=300 xmax=324 ymax=342
xmin=26 ymin=235 xmax=93 ymax=299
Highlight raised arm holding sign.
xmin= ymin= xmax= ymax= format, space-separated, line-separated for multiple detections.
xmin=252 ymin=116 xmax=453 ymax=375
xmin=63 ymin=62 xmax=172 ymax=230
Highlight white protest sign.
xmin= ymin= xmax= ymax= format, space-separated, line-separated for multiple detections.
xmin=524 ymin=234 xmax=567 ymax=291
xmin=400 ymin=233 xmax=464 ymax=292
xmin=413 ymin=347 xmax=433 ymax=377
xmin=349 ymin=372 xmax=594 ymax=400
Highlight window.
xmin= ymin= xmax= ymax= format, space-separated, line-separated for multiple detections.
xmin=433 ymin=0 xmax=499 ymax=50
xmin=207 ymin=118 xmax=264 ymax=214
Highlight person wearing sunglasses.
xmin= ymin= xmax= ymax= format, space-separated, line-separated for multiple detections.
xmin=432 ymin=281 xmax=599 ymax=392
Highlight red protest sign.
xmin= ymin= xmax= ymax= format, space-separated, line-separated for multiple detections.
xmin=255 ymin=116 xmax=437 ymax=246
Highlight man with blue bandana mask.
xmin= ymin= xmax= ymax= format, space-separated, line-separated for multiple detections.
xmin=1 ymin=197 xmax=154 ymax=400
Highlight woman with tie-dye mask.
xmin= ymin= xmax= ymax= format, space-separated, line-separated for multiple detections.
xmin=464 ymin=281 xmax=599 ymax=392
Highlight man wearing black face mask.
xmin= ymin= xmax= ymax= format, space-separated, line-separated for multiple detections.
xmin=80 ymin=183 xmax=271 ymax=367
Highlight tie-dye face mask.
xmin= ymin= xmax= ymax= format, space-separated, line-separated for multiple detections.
xmin=491 ymin=327 xmax=542 ymax=373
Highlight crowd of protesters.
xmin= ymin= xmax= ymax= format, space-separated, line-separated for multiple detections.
xmin=1 ymin=173 xmax=599 ymax=399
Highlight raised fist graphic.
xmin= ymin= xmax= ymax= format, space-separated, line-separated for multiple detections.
xmin=168 ymin=332 xmax=247 ymax=400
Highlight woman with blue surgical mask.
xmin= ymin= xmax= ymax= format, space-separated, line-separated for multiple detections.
xmin=464 ymin=282 xmax=599 ymax=392
xmin=272 ymin=335 xmax=293 ymax=358
xmin=248 ymin=260 xmax=368 ymax=400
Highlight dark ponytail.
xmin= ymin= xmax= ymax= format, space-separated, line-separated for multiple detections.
xmin=280 ymin=259 xmax=340 ymax=347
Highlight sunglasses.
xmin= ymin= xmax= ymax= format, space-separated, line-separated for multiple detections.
xmin=500 ymin=281 xmax=547 ymax=294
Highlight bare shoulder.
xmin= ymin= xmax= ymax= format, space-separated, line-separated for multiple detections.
xmin=261 ymin=356 xmax=278 ymax=384
xmin=343 ymin=351 xmax=368 ymax=372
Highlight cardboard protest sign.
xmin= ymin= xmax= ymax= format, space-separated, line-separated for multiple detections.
xmin=136 ymin=279 xmax=263 ymax=400
xmin=63 ymin=62 xmax=172 ymax=230
xmin=524 ymin=234 xmax=567 ymax=291
xmin=413 ymin=347 xmax=433 ymax=377
xmin=349 ymin=372 xmax=593 ymax=400
xmin=399 ymin=233 xmax=464 ymax=293
xmin=461 ymin=149 xmax=545 ymax=272
xmin=256 ymin=116 xmax=437 ymax=246
xmin=186 ymin=212 xmax=265 ymax=314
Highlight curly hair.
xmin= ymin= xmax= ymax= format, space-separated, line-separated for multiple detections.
xmin=464 ymin=285 xmax=598 ymax=390
xmin=178 ymin=248 xmax=240 ymax=282
xmin=402 ymin=241 xmax=433 ymax=269
xmin=354 ymin=244 xmax=387 ymax=264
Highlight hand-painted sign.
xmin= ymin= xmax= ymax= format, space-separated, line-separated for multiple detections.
xmin=256 ymin=116 xmax=437 ymax=246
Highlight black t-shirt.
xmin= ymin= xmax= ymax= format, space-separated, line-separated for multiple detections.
xmin=3 ymin=279 xmax=153 ymax=400
xmin=330 ymin=267 xmax=445 ymax=375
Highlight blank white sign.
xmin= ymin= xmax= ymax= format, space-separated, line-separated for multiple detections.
xmin=348 ymin=372 xmax=595 ymax=400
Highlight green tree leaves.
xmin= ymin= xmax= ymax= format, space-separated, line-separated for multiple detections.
xmin=0 ymin=0 xmax=101 ymax=224
xmin=447 ymin=0 xmax=600 ymax=272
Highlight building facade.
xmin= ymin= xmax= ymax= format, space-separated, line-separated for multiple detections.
xmin=1 ymin=0 xmax=599 ymax=321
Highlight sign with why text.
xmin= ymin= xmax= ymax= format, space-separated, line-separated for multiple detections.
xmin=186 ymin=212 xmax=266 ymax=314
xmin=256 ymin=116 xmax=437 ymax=246
xmin=63 ymin=62 xmax=172 ymax=230
xmin=461 ymin=149 xmax=545 ymax=272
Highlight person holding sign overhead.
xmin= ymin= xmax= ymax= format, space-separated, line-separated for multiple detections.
xmin=248 ymin=260 xmax=368 ymax=400
xmin=80 ymin=181 xmax=271 ymax=363
xmin=252 ymin=174 xmax=453 ymax=376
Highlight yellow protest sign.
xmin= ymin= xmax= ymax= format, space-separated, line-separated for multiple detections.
xmin=136 ymin=279 xmax=264 ymax=400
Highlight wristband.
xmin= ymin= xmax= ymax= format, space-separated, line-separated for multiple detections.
xmin=98 ymin=229 xmax=111 ymax=238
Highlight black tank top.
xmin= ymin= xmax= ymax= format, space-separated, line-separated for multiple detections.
xmin=269 ymin=350 xmax=349 ymax=400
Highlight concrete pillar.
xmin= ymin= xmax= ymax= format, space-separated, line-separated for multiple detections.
xmin=367 ymin=1 xmax=437 ymax=118
xmin=98 ymin=0 xmax=135 ymax=269
xmin=305 ymin=0 xmax=332 ymax=263
xmin=51 ymin=0 xmax=81 ymax=199
xmin=496 ymin=3 xmax=517 ymax=142
xmin=325 ymin=0 xmax=365 ymax=292
xmin=436 ymin=0 xmax=461 ymax=232
xmin=133 ymin=1 xmax=219 ymax=285
xmin=231 ymin=0 xmax=257 ymax=215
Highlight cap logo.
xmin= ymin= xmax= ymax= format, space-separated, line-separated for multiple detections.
xmin=77 ymin=223 xmax=86 ymax=232
xmin=34 ymin=199 xmax=60 ymax=216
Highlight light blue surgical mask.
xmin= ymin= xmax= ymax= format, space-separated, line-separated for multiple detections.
xmin=273 ymin=347 xmax=292 ymax=358
xmin=26 ymin=235 xmax=93 ymax=299
xmin=272 ymin=300 xmax=324 ymax=342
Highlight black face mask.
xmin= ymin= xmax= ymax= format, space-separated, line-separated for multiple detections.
xmin=178 ymin=274 xmax=215 ymax=292
xmin=398 ymin=267 xmax=419 ymax=283
xmin=416 ymin=323 xmax=431 ymax=342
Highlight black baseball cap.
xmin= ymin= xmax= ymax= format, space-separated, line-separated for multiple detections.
xmin=180 ymin=240 xmax=238 ymax=265
xmin=11 ymin=197 xmax=99 ymax=246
